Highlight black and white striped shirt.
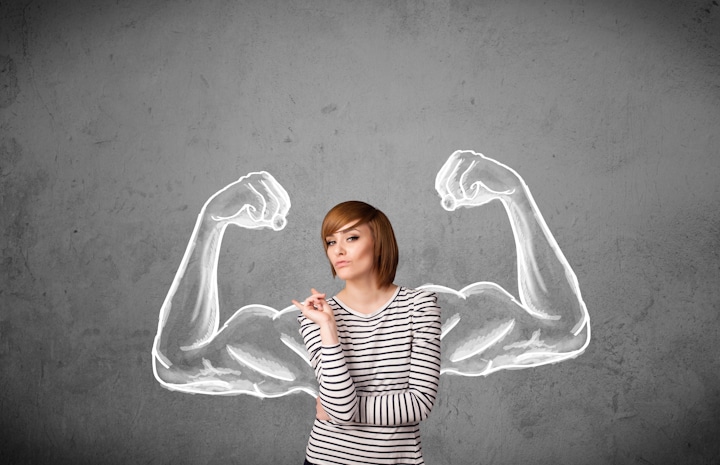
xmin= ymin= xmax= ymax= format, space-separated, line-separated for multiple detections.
xmin=298 ymin=287 xmax=442 ymax=465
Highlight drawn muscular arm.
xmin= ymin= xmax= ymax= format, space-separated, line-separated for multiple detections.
xmin=431 ymin=150 xmax=590 ymax=376
xmin=152 ymin=172 xmax=316 ymax=397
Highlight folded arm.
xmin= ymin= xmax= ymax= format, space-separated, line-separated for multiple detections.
xmin=299 ymin=292 xmax=442 ymax=425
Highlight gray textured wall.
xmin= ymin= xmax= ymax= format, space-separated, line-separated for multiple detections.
xmin=1 ymin=0 xmax=719 ymax=464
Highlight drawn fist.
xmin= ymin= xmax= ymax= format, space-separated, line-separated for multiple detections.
xmin=204 ymin=171 xmax=291 ymax=231
xmin=435 ymin=150 xmax=521 ymax=211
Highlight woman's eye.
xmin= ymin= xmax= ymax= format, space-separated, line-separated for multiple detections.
xmin=347 ymin=236 xmax=359 ymax=242
xmin=326 ymin=240 xmax=336 ymax=246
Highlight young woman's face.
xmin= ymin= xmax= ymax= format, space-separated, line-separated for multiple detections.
xmin=325 ymin=222 xmax=375 ymax=282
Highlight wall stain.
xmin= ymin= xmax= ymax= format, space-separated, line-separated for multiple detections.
xmin=1 ymin=137 xmax=48 ymax=288
xmin=0 ymin=55 xmax=19 ymax=108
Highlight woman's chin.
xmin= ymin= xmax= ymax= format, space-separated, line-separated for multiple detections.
xmin=335 ymin=271 xmax=351 ymax=281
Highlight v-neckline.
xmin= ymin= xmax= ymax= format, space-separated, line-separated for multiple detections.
xmin=334 ymin=286 xmax=401 ymax=318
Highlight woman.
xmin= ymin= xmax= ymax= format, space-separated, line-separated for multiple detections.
xmin=293 ymin=201 xmax=442 ymax=465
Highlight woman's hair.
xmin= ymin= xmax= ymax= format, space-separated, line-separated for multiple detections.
xmin=321 ymin=201 xmax=399 ymax=287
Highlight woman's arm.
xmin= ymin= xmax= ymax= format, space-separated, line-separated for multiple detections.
xmin=433 ymin=150 xmax=590 ymax=376
xmin=298 ymin=291 xmax=442 ymax=425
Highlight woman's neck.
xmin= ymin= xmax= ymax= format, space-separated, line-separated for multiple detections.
xmin=337 ymin=278 xmax=398 ymax=314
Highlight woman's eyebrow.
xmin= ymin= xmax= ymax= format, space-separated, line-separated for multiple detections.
xmin=338 ymin=228 xmax=360 ymax=234
xmin=326 ymin=228 xmax=360 ymax=240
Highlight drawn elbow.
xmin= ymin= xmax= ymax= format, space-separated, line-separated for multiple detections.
xmin=152 ymin=354 xmax=181 ymax=387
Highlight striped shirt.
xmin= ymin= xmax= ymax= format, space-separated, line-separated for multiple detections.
xmin=298 ymin=287 xmax=442 ymax=465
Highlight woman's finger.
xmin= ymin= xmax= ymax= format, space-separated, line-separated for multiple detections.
xmin=310 ymin=288 xmax=326 ymax=298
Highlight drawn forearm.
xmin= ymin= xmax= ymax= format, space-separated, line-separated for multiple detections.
xmin=153 ymin=211 xmax=224 ymax=369
xmin=502 ymin=185 xmax=588 ymax=335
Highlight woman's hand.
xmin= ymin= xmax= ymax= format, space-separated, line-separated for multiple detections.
xmin=293 ymin=288 xmax=336 ymax=326
xmin=293 ymin=288 xmax=339 ymax=345
xmin=316 ymin=397 xmax=331 ymax=421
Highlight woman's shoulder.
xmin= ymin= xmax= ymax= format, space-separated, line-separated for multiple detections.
xmin=397 ymin=286 xmax=437 ymax=299
xmin=394 ymin=286 xmax=439 ymax=309
xmin=394 ymin=287 xmax=441 ymax=325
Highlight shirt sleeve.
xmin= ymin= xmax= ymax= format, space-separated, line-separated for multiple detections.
xmin=298 ymin=291 xmax=442 ymax=426
xmin=298 ymin=313 xmax=359 ymax=424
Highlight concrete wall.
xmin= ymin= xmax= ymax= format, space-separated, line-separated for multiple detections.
xmin=1 ymin=0 xmax=719 ymax=464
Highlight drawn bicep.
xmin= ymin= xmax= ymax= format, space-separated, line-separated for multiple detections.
xmin=155 ymin=304 xmax=316 ymax=397
xmin=429 ymin=282 xmax=585 ymax=376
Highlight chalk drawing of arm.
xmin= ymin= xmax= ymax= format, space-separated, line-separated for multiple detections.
xmin=152 ymin=172 xmax=317 ymax=398
xmin=424 ymin=150 xmax=590 ymax=376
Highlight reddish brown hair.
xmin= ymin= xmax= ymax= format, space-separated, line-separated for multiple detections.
xmin=321 ymin=201 xmax=399 ymax=287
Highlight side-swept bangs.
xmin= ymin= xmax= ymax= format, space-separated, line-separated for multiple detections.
xmin=321 ymin=201 xmax=398 ymax=287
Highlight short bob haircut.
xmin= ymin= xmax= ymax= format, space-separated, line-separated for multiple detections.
xmin=321 ymin=201 xmax=399 ymax=288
